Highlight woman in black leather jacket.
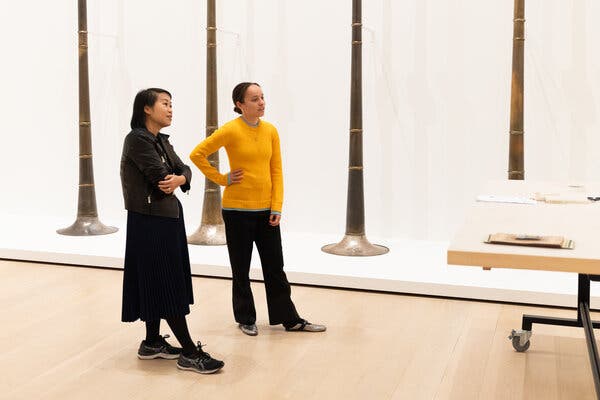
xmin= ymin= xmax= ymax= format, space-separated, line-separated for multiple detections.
xmin=119 ymin=88 xmax=223 ymax=374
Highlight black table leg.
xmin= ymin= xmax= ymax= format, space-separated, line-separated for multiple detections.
xmin=579 ymin=299 xmax=600 ymax=399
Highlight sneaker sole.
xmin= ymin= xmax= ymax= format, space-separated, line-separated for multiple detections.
xmin=177 ymin=364 xmax=223 ymax=374
xmin=286 ymin=327 xmax=327 ymax=332
xmin=137 ymin=353 xmax=180 ymax=360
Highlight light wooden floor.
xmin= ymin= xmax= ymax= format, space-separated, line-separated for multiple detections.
xmin=0 ymin=259 xmax=597 ymax=400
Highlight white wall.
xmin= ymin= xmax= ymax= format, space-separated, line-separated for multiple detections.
xmin=2 ymin=0 xmax=600 ymax=241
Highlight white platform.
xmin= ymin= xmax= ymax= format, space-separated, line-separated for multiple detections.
xmin=2 ymin=213 xmax=599 ymax=309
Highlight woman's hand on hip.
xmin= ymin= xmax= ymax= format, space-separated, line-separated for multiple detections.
xmin=228 ymin=169 xmax=244 ymax=185
xmin=269 ymin=214 xmax=281 ymax=226
xmin=158 ymin=174 xmax=185 ymax=194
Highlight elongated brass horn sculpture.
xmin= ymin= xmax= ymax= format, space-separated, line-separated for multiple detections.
xmin=188 ymin=0 xmax=226 ymax=245
xmin=58 ymin=0 xmax=117 ymax=236
xmin=322 ymin=0 xmax=388 ymax=256
xmin=508 ymin=0 xmax=525 ymax=180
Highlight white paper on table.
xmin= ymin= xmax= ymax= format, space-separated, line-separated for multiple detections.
xmin=476 ymin=194 xmax=537 ymax=205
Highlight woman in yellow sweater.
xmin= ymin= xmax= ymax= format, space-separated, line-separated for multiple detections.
xmin=190 ymin=82 xmax=325 ymax=336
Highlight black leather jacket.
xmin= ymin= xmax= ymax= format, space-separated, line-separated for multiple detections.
xmin=120 ymin=128 xmax=192 ymax=218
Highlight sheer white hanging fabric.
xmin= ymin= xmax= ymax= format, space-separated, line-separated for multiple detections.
xmin=2 ymin=0 xmax=599 ymax=242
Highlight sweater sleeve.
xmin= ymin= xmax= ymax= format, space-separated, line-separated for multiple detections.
xmin=189 ymin=127 xmax=229 ymax=186
xmin=270 ymin=127 xmax=284 ymax=213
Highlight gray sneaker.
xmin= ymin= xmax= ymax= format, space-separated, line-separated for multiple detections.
xmin=285 ymin=319 xmax=326 ymax=332
xmin=176 ymin=343 xmax=224 ymax=374
xmin=137 ymin=334 xmax=182 ymax=360
xmin=238 ymin=323 xmax=258 ymax=336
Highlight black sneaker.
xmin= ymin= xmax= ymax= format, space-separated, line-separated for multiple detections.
xmin=177 ymin=342 xmax=224 ymax=374
xmin=137 ymin=334 xmax=182 ymax=360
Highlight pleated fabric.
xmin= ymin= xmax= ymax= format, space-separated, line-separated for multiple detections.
xmin=121 ymin=200 xmax=194 ymax=322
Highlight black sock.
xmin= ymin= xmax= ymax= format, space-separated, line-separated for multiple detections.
xmin=166 ymin=317 xmax=197 ymax=357
xmin=145 ymin=320 xmax=161 ymax=343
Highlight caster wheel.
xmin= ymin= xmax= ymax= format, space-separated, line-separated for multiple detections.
xmin=511 ymin=335 xmax=530 ymax=352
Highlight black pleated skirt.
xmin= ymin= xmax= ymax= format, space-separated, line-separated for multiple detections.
xmin=121 ymin=200 xmax=194 ymax=322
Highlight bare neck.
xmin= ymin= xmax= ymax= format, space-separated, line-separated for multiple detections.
xmin=241 ymin=115 xmax=259 ymax=126
xmin=145 ymin=121 xmax=161 ymax=136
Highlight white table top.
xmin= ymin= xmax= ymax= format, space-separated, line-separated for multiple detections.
xmin=447 ymin=180 xmax=600 ymax=274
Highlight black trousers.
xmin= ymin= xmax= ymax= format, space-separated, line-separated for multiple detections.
xmin=222 ymin=210 xmax=300 ymax=325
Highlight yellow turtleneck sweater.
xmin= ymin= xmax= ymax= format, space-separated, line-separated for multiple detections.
xmin=189 ymin=117 xmax=283 ymax=213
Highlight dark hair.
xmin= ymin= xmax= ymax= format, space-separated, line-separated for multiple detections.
xmin=232 ymin=82 xmax=260 ymax=114
xmin=130 ymin=88 xmax=172 ymax=129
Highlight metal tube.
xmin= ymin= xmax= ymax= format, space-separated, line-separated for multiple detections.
xmin=508 ymin=0 xmax=525 ymax=180
xmin=188 ymin=0 xmax=226 ymax=245
xmin=58 ymin=0 xmax=117 ymax=236
xmin=321 ymin=0 xmax=388 ymax=256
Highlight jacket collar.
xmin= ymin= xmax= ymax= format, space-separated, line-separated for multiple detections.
xmin=133 ymin=127 xmax=170 ymax=142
